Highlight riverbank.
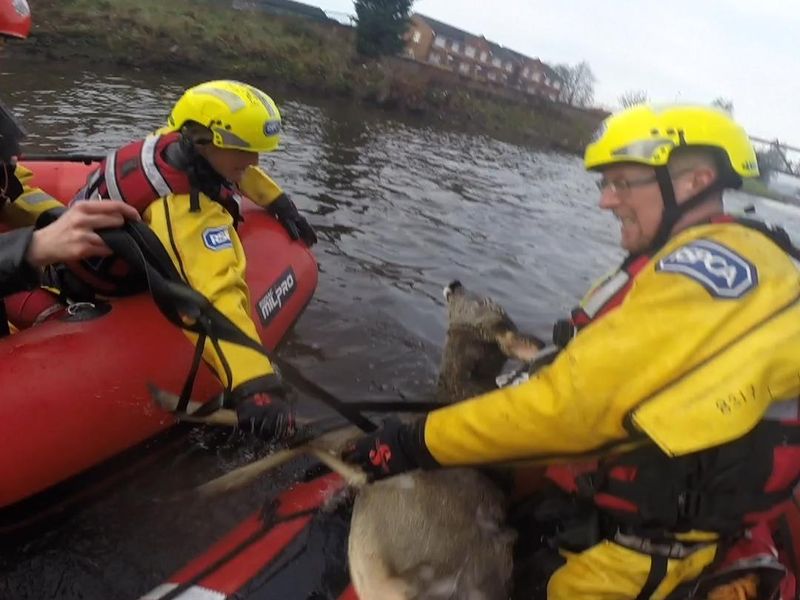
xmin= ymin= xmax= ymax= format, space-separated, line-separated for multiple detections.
xmin=23 ymin=0 xmax=602 ymax=153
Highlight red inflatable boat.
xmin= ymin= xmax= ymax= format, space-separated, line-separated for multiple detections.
xmin=140 ymin=471 xmax=359 ymax=600
xmin=0 ymin=158 xmax=318 ymax=511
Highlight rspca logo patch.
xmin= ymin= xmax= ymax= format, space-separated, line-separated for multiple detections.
xmin=202 ymin=226 xmax=233 ymax=251
xmin=257 ymin=267 xmax=297 ymax=326
xmin=657 ymin=239 xmax=758 ymax=299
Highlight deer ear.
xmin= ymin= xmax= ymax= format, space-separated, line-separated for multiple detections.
xmin=495 ymin=331 xmax=544 ymax=362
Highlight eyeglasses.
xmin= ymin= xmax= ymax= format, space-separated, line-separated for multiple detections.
xmin=595 ymin=174 xmax=658 ymax=194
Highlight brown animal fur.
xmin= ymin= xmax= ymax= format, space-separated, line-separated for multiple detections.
xmin=349 ymin=280 xmax=543 ymax=600
xmin=437 ymin=281 xmax=542 ymax=402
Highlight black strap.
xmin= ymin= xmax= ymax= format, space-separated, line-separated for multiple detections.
xmin=189 ymin=187 xmax=200 ymax=212
xmin=650 ymin=166 xmax=726 ymax=254
xmin=176 ymin=331 xmax=207 ymax=414
xmin=272 ymin=356 xmax=378 ymax=432
xmin=345 ymin=400 xmax=443 ymax=413
xmin=0 ymin=300 xmax=9 ymax=338
xmin=774 ymin=512 xmax=800 ymax=582
xmin=635 ymin=554 xmax=668 ymax=600
xmin=99 ymin=225 xmax=267 ymax=354
xmin=97 ymin=224 xmax=379 ymax=433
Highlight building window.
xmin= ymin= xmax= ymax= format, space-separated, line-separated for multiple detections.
xmin=554 ymin=81 xmax=562 ymax=90
xmin=491 ymin=57 xmax=502 ymax=67
xmin=522 ymin=67 xmax=529 ymax=78
xmin=412 ymin=30 xmax=421 ymax=44
xmin=459 ymin=62 xmax=470 ymax=74
xmin=488 ymin=71 xmax=497 ymax=81
xmin=480 ymin=51 xmax=488 ymax=62
xmin=504 ymin=62 xmax=513 ymax=73
xmin=465 ymin=45 xmax=476 ymax=58
xmin=433 ymin=36 xmax=446 ymax=48
xmin=451 ymin=41 xmax=460 ymax=53
xmin=428 ymin=53 xmax=441 ymax=65
xmin=533 ymin=71 xmax=542 ymax=82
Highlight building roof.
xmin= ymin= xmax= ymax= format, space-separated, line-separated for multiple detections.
xmin=413 ymin=14 xmax=474 ymax=43
xmin=413 ymin=13 xmax=561 ymax=81
xmin=256 ymin=0 xmax=329 ymax=21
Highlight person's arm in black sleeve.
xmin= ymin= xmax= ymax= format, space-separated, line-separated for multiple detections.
xmin=0 ymin=226 xmax=39 ymax=296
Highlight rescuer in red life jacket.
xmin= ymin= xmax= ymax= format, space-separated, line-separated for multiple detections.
xmin=12 ymin=79 xmax=315 ymax=442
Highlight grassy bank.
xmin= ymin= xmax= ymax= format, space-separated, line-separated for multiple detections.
xmin=26 ymin=0 xmax=601 ymax=152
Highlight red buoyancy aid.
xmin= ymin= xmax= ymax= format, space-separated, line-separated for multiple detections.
xmin=545 ymin=218 xmax=800 ymax=545
xmin=80 ymin=132 xmax=193 ymax=211
xmin=79 ymin=131 xmax=243 ymax=219
xmin=62 ymin=133 xmax=241 ymax=298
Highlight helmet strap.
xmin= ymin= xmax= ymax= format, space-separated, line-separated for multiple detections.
xmin=650 ymin=166 xmax=678 ymax=252
xmin=648 ymin=166 xmax=726 ymax=254
xmin=169 ymin=131 xmax=228 ymax=211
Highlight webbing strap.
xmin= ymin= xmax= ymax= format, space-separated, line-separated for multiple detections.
xmin=176 ymin=331 xmax=207 ymax=414
xmin=0 ymin=301 xmax=9 ymax=338
xmin=97 ymin=224 xmax=378 ymax=432
xmin=635 ymin=554 xmax=668 ymax=600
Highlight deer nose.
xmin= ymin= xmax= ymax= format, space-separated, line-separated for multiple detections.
xmin=444 ymin=280 xmax=463 ymax=301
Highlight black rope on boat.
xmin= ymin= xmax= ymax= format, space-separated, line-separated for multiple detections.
xmin=96 ymin=224 xmax=383 ymax=432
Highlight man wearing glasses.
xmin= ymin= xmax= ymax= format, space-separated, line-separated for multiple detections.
xmin=345 ymin=104 xmax=800 ymax=598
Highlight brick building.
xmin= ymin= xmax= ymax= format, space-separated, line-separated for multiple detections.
xmin=404 ymin=14 xmax=562 ymax=101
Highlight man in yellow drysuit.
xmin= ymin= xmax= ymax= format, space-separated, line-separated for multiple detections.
xmin=344 ymin=104 xmax=800 ymax=598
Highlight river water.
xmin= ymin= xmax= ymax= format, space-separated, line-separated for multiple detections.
xmin=2 ymin=55 xmax=798 ymax=599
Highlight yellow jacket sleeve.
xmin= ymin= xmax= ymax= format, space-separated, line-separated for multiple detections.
xmin=143 ymin=192 xmax=275 ymax=391
xmin=237 ymin=165 xmax=285 ymax=208
xmin=423 ymin=223 xmax=800 ymax=466
xmin=0 ymin=165 xmax=65 ymax=227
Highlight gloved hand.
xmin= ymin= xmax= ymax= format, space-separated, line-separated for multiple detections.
xmin=267 ymin=193 xmax=317 ymax=247
xmin=341 ymin=417 xmax=432 ymax=480
xmin=234 ymin=390 xmax=296 ymax=442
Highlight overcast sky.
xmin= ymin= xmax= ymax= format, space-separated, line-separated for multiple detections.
xmin=319 ymin=0 xmax=799 ymax=148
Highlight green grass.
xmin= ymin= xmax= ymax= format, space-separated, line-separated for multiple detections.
xmin=29 ymin=0 xmax=602 ymax=152
xmin=33 ymin=0 xmax=359 ymax=90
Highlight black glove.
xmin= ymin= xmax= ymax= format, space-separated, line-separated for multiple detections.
xmin=341 ymin=417 xmax=436 ymax=480
xmin=234 ymin=390 xmax=296 ymax=442
xmin=267 ymin=193 xmax=317 ymax=247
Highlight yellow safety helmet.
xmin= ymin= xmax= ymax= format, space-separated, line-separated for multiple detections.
xmin=584 ymin=104 xmax=758 ymax=186
xmin=163 ymin=80 xmax=282 ymax=153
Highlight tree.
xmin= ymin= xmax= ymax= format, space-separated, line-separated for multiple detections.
xmin=756 ymin=142 xmax=793 ymax=182
xmin=553 ymin=61 xmax=596 ymax=108
xmin=618 ymin=89 xmax=648 ymax=108
xmin=711 ymin=97 xmax=734 ymax=114
xmin=354 ymin=0 xmax=414 ymax=58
